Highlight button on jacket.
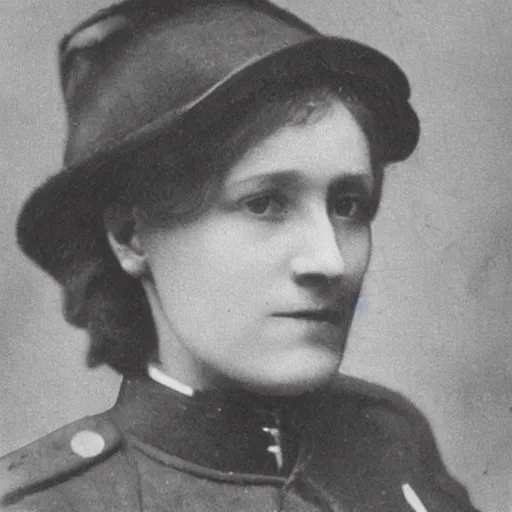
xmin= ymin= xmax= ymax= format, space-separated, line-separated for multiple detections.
xmin=0 ymin=374 xmax=478 ymax=512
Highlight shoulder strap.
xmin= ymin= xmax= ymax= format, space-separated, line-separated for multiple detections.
xmin=0 ymin=413 xmax=121 ymax=505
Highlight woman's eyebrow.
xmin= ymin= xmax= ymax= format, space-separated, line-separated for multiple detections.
xmin=225 ymin=169 xmax=373 ymax=191
xmin=225 ymin=171 xmax=301 ymax=191
xmin=330 ymin=174 xmax=374 ymax=195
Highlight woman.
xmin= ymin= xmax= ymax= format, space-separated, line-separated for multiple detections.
xmin=1 ymin=0 xmax=478 ymax=511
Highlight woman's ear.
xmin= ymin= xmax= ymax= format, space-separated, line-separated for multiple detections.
xmin=103 ymin=202 xmax=148 ymax=278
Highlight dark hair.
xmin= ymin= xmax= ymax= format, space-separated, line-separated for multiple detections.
xmin=63 ymin=77 xmax=387 ymax=376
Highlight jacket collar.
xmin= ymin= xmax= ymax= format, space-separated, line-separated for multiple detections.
xmin=112 ymin=377 xmax=315 ymax=477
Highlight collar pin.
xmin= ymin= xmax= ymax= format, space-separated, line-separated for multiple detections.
xmin=262 ymin=426 xmax=283 ymax=470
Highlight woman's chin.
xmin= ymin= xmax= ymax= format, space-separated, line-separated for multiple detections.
xmin=232 ymin=350 xmax=344 ymax=396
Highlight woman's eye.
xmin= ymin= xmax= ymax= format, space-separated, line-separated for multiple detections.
xmin=244 ymin=193 xmax=286 ymax=216
xmin=331 ymin=196 xmax=364 ymax=219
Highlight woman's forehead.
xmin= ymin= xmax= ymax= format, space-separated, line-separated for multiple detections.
xmin=224 ymin=100 xmax=373 ymax=188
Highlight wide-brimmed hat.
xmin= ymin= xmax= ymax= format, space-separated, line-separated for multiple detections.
xmin=17 ymin=0 xmax=419 ymax=281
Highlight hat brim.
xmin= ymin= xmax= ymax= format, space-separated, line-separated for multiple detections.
xmin=17 ymin=37 xmax=419 ymax=278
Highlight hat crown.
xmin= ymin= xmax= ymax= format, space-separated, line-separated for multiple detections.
xmin=58 ymin=0 xmax=319 ymax=165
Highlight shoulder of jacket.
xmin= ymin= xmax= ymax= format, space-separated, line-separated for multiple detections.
xmin=326 ymin=373 xmax=431 ymax=444
xmin=0 ymin=412 xmax=122 ymax=508
xmin=324 ymin=374 xmax=481 ymax=511
xmin=329 ymin=372 xmax=421 ymax=412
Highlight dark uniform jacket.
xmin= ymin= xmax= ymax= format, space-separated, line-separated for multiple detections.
xmin=0 ymin=373 xmax=478 ymax=511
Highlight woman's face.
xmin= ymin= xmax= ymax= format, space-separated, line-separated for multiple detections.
xmin=142 ymin=100 xmax=375 ymax=395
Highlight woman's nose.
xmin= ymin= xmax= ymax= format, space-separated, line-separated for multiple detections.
xmin=290 ymin=215 xmax=346 ymax=285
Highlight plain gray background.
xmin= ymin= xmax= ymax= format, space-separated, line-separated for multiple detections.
xmin=1 ymin=1 xmax=512 ymax=510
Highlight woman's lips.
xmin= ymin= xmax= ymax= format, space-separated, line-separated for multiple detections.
xmin=273 ymin=309 xmax=344 ymax=327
